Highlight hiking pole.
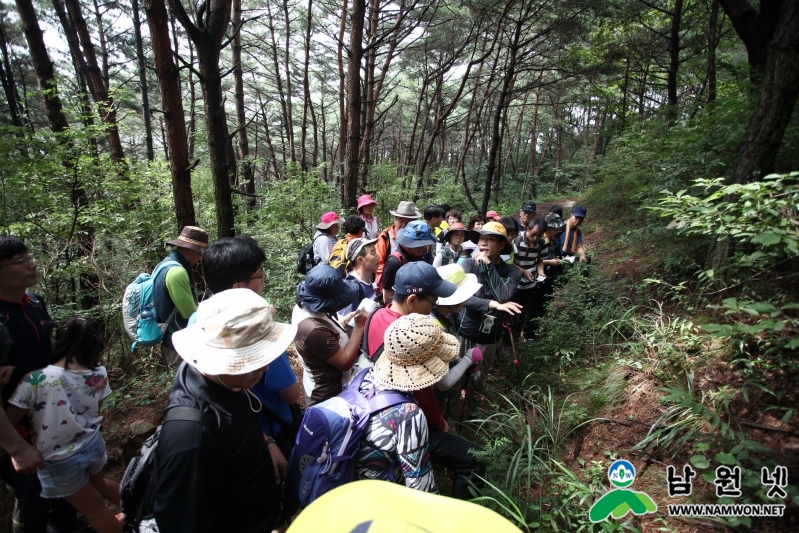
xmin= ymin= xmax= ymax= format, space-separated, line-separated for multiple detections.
xmin=459 ymin=347 xmax=482 ymax=424
xmin=502 ymin=317 xmax=521 ymax=387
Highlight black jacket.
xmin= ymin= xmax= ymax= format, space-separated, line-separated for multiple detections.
xmin=154 ymin=363 xmax=279 ymax=533
xmin=458 ymin=259 xmax=521 ymax=344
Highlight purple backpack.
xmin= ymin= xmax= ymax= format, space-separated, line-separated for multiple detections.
xmin=284 ymin=368 xmax=414 ymax=513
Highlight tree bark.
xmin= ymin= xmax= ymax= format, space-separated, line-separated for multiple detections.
xmin=232 ymin=0 xmax=254 ymax=204
xmin=667 ymin=0 xmax=684 ymax=120
xmin=145 ymin=0 xmax=196 ymax=230
xmin=300 ymin=0 xmax=313 ymax=171
xmin=708 ymin=0 xmax=719 ymax=103
xmin=282 ymin=0 xmax=296 ymax=164
xmin=0 ymin=17 xmax=21 ymax=127
xmin=167 ymin=0 xmax=236 ymax=237
xmin=718 ymin=0 xmax=783 ymax=81
xmin=728 ymin=0 xmax=799 ymax=184
xmin=65 ymin=0 xmax=125 ymax=162
xmin=337 ymin=0 xmax=348 ymax=177
xmin=343 ymin=0 xmax=365 ymax=209
xmin=14 ymin=0 xmax=69 ymax=133
xmin=131 ymin=0 xmax=154 ymax=160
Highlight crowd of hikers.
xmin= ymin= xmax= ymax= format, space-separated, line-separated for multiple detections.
xmin=0 ymin=196 xmax=588 ymax=532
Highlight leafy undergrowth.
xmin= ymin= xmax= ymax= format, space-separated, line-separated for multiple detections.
xmin=466 ymin=200 xmax=799 ymax=532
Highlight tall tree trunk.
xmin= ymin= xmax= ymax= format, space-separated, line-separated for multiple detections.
xmin=232 ymin=0 xmax=254 ymax=204
xmin=729 ymin=0 xmax=799 ymax=184
xmin=14 ymin=0 xmax=69 ymax=133
xmin=300 ymin=0 xmax=313 ymax=171
xmin=337 ymin=0 xmax=348 ymax=177
xmin=145 ymin=0 xmax=196 ymax=230
xmin=65 ymin=0 xmax=125 ymax=162
xmin=667 ymin=0 xmax=684 ymax=120
xmin=167 ymin=0 xmax=236 ymax=237
xmin=343 ymin=0 xmax=365 ymax=209
xmin=265 ymin=2 xmax=291 ymax=169
xmin=0 ymin=17 xmax=21 ymax=127
xmin=282 ymin=0 xmax=296 ymax=164
xmin=708 ymin=0 xmax=719 ymax=103
xmin=188 ymin=40 xmax=197 ymax=159
xmin=718 ymin=0 xmax=783 ymax=82
xmin=482 ymin=30 xmax=520 ymax=213
xmin=131 ymin=0 xmax=154 ymax=160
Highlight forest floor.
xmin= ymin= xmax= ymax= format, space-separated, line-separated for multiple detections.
xmin=2 ymin=196 xmax=796 ymax=532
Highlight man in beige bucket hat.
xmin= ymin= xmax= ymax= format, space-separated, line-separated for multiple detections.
xmin=155 ymin=225 xmax=209 ymax=370
xmin=152 ymin=289 xmax=297 ymax=532
xmin=374 ymin=201 xmax=423 ymax=293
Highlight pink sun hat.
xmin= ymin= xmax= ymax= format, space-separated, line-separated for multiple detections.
xmin=317 ymin=211 xmax=345 ymax=230
xmin=357 ymin=194 xmax=379 ymax=212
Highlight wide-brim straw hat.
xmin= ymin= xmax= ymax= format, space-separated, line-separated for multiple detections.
xmin=166 ymin=226 xmax=209 ymax=255
xmin=172 ymin=289 xmax=297 ymax=375
xmin=389 ymin=201 xmax=422 ymax=219
xmin=372 ymin=313 xmax=459 ymax=392
xmin=469 ymin=221 xmax=513 ymax=255
xmin=435 ymin=264 xmax=482 ymax=306
xmin=297 ymin=265 xmax=360 ymax=313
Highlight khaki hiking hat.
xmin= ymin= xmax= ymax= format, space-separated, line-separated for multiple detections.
xmin=372 ymin=313 xmax=459 ymax=392
xmin=172 ymin=289 xmax=297 ymax=375
xmin=469 ymin=221 xmax=513 ymax=255
xmin=389 ymin=201 xmax=422 ymax=219
xmin=166 ymin=226 xmax=209 ymax=255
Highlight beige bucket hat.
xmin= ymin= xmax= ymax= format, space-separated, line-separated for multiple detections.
xmin=172 ymin=289 xmax=297 ymax=375
xmin=389 ymin=201 xmax=422 ymax=219
xmin=372 ymin=313 xmax=459 ymax=392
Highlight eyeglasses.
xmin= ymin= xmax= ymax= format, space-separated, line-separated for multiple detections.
xmin=422 ymin=295 xmax=438 ymax=306
xmin=0 ymin=254 xmax=35 ymax=268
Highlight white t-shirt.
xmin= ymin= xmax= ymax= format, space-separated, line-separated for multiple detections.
xmin=9 ymin=364 xmax=111 ymax=461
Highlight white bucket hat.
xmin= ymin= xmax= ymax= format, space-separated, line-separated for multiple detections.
xmin=172 ymin=289 xmax=297 ymax=375
xmin=435 ymin=264 xmax=482 ymax=306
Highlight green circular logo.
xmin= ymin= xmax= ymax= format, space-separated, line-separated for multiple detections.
xmin=608 ymin=460 xmax=636 ymax=488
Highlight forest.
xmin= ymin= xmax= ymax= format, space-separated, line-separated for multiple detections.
xmin=0 ymin=0 xmax=797 ymax=529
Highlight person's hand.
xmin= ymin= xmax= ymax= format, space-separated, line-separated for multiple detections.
xmin=469 ymin=347 xmax=483 ymax=365
xmin=473 ymin=251 xmax=490 ymax=265
xmin=579 ymin=255 xmax=586 ymax=263
xmin=352 ymin=308 xmax=368 ymax=329
xmin=443 ymin=420 xmax=450 ymax=433
xmin=0 ymin=366 xmax=14 ymax=388
xmin=495 ymin=301 xmax=523 ymax=315
xmin=521 ymin=269 xmax=535 ymax=282
xmin=339 ymin=310 xmax=358 ymax=329
xmin=10 ymin=444 xmax=44 ymax=475
xmin=266 ymin=439 xmax=287 ymax=485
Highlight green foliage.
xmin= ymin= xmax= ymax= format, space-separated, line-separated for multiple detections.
xmin=651 ymin=172 xmax=799 ymax=278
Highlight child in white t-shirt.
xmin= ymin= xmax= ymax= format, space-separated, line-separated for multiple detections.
xmin=6 ymin=318 xmax=120 ymax=533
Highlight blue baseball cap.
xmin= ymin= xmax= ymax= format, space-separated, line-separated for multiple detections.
xmin=393 ymin=262 xmax=457 ymax=298
xmin=572 ymin=205 xmax=587 ymax=218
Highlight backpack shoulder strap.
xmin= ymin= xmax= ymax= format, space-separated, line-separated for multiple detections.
xmin=163 ymin=406 xmax=215 ymax=433
xmin=368 ymin=390 xmax=415 ymax=414
xmin=152 ymin=260 xmax=182 ymax=280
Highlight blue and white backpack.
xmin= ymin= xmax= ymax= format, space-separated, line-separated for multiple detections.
xmin=122 ymin=260 xmax=180 ymax=351
xmin=284 ymin=368 xmax=415 ymax=513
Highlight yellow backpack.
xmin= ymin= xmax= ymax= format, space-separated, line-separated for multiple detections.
xmin=328 ymin=238 xmax=349 ymax=273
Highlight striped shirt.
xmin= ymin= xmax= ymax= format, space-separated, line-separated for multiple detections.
xmin=513 ymin=234 xmax=542 ymax=290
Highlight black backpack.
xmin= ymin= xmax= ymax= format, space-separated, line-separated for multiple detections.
xmin=296 ymin=234 xmax=323 ymax=275
xmin=120 ymin=407 xmax=213 ymax=533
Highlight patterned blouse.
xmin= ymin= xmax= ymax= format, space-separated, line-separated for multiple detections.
xmin=355 ymin=371 xmax=436 ymax=492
